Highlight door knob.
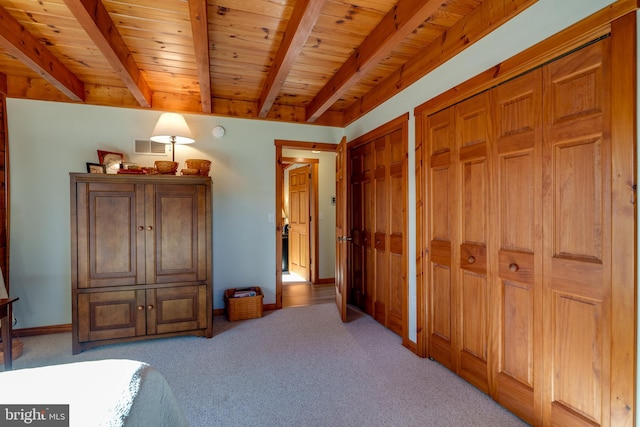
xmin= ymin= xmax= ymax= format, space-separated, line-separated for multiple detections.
xmin=467 ymin=255 xmax=476 ymax=264
xmin=337 ymin=236 xmax=353 ymax=242
xmin=509 ymin=263 xmax=519 ymax=272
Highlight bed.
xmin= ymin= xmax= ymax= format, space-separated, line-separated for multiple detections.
xmin=0 ymin=359 xmax=190 ymax=427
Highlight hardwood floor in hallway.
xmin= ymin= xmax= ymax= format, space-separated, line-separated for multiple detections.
xmin=282 ymin=282 xmax=335 ymax=308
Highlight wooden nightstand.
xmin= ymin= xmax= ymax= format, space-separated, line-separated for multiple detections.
xmin=0 ymin=298 xmax=17 ymax=370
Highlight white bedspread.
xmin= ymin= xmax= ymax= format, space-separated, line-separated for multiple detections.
xmin=0 ymin=359 xmax=190 ymax=427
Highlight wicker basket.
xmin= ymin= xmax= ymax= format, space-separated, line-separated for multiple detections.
xmin=0 ymin=338 xmax=23 ymax=361
xmin=154 ymin=160 xmax=178 ymax=175
xmin=224 ymin=287 xmax=263 ymax=321
xmin=185 ymin=159 xmax=211 ymax=176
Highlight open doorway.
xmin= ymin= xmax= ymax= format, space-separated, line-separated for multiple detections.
xmin=283 ymin=160 xmax=316 ymax=283
xmin=274 ymin=140 xmax=339 ymax=309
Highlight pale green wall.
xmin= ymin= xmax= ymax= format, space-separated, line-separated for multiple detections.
xmin=6 ymin=101 xmax=342 ymax=327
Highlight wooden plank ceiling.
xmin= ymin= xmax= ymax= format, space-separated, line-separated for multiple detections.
xmin=0 ymin=0 xmax=536 ymax=127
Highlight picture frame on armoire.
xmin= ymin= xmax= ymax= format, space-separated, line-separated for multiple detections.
xmin=97 ymin=150 xmax=123 ymax=174
xmin=86 ymin=163 xmax=106 ymax=174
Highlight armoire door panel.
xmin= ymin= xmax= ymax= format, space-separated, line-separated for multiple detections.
xmin=153 ymin=184 xmax=208 ymax=284
xmin=150 ymin=285 xmax=207 ymax=335
xmin=77 ymin=182 xmax=143 ymax=288
xmin=77 ymin=290 xmax=145 ymax=342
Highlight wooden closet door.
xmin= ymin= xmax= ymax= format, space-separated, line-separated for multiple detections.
xmin=426 ymin=107 xmax=457 ymax=371
xmin=288 ymin=166 xmax=311 ymax=280
xmin=387 ymin=129 xmax=405 ymax=336
xmin=456 ymin=92 xmax=493 ymax=394
xmin=491 ymin=69 xmax=543 ymax=424
xmin=542 ymin=39 xmax=611 ymax=426
xmin=373 ymin=136 xmax=388 ymax=325
xmin=349 ymin=143 xmax=373 ymax=311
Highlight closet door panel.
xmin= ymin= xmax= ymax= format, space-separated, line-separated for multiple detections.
xmin=456 ymin=93 xmax=492 ymax=394
xmin=388 ymin=129 xmax=405 ymax=335
xmin=543 ymin=40 xmax=610 ymax=426
xmin=350 ymin=149 xmax=365 ymax=307
xmin=426 ymin=107 xmax=457 ymax=371
xmin=374 ymin=137 xmax=388 ymax=325
xmin=492 ymin=69 xmax=543 ymax=424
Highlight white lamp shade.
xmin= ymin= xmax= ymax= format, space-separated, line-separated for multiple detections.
xmin=150 ymin=112 xmax=194 ymax=144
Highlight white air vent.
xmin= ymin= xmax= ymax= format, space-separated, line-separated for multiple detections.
xmin=133 ymin=138 xmax=167 ymax=156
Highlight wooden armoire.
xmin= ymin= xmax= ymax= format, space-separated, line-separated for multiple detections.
xmin=70 ymin=173 xmax=213 ymax=354
xmin=415 ymin=9 xmax=635 ymax=427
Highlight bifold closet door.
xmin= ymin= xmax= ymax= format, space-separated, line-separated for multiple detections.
xmin=542 ymin=39 xmax=612 ymax=426
xmin=455 ymin=92 xmax=493 ymax=394
xmin=350 ymin=143 xmax=374 ymax=314
xmin=426 ymin=107 xmax=457 ymax=372
xmin=490 ymin=69 xmax=543 ymax=425
xmin=373 ymin=136 xmax=389 ymax=325
xmin=386 ymin=128 xmax=405 ymax=335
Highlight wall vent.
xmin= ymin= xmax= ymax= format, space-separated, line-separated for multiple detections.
xmin=133 ymin=138 xmax=167 ymax=156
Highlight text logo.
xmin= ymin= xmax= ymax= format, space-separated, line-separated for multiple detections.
xmin=0 ymin=405 xmax=69 ymax=426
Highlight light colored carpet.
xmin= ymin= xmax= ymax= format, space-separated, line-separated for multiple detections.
xmin=4 ymin=304 xmax=528 ymax=426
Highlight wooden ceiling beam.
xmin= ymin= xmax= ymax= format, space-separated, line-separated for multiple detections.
xmin=341 ymin=0 xmax=539 ymax=126
xmin=305 ymin=0 xmax=442 ymax=122
xmin=189 ymin=0 xmax=212 ymax=114
xmin=63 ymin=0 xmax=152 ymax=108
xmin=258 ymin=0 xmax=327 ymax=118
xmin=0 ymin=4 xmax=85 ymax=101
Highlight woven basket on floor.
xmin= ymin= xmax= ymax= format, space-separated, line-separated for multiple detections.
xmin=224 ymin=287 xmax=263 ymax=321
xmin=0 ymin=338 xmax=23 ymax=361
